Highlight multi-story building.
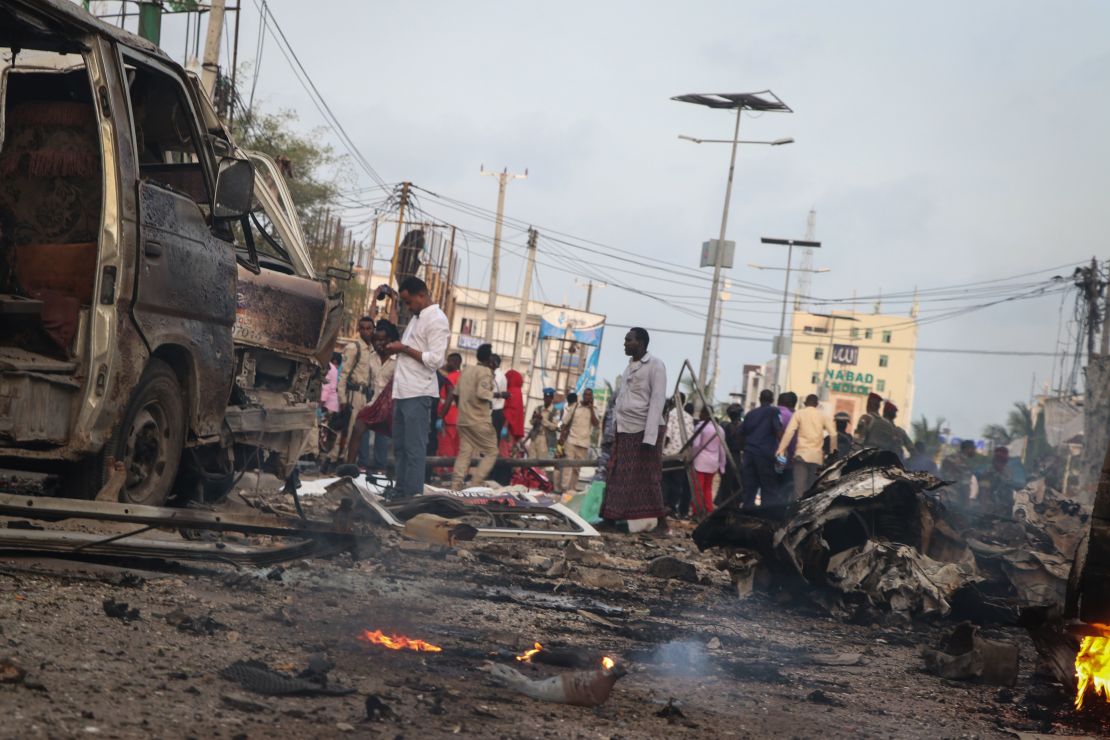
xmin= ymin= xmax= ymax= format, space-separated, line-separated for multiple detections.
xmin=783 ymin=310 xmax=918 ymax=431
xmin=450 ymin=286 xmax=606 ymax=408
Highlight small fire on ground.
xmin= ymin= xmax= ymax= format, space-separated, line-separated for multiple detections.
xmin=1075 ymin=627 xmax=1110 ymax=709
xmin=360 ymin=629 xmax=442 ymax=653
xmin=516 ymin=642 xmax=543 ymax=662
xmin=515 ymin=642 xmax=616 ymax=671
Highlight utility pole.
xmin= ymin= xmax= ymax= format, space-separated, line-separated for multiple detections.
xmin=480 ymin=166 xmax=527 ymax=352
xmin=512 ymin=228 xmax=538 ymax=371
xmin=445 ymin=225 xmax=457 ymax=322
xmin=200 ymin=0 xmax=227 ymax=98
xmin=387 ymin=182 xmax=411 ymax=288
xmin=137 ymin=1 xmax=163 ymax=45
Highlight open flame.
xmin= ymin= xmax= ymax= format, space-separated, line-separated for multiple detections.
xmin=1076 ymin=631 xmax=1110 ymax=709
xmin=360 ymin=629 xmax=442 ymax=653
xmin=516 ymin=642 xmax=543 ymax=662
xmin=601 ymin=656 xmax=615 ymax=671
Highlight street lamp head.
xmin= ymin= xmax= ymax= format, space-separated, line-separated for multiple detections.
xmin=771 ymin=137 xmax=795 ymax=146
xmin=671 ymin=90 xmax=793 ymax=113
xmin=677 ymin=134 xmax=703 ymax=144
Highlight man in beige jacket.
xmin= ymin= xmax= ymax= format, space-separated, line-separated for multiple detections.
xmin=775 ymin=394 xmax=836 ymax=501
xmin=451 ymin=343 xmax=499 ymax=490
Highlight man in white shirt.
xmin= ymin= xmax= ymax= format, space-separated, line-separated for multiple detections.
xmin=385 ymin=277 xmax=451 ymax=496
xmin=490 ymin=354 xmax=508 ymax=440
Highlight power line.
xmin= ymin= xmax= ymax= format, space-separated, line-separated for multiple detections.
xmin=252 ymin=0 xmax=390 ymax=193
xmin=604 ymin=323 xmax=1061 ymax=357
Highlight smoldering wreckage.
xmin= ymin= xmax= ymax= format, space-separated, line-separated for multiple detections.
xmin=2 ymin=1 xmax=1110 ymax=737
xmin=4 ymin=449 xmax=1110 ymax=738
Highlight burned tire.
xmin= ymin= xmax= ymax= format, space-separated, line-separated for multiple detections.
xmin=103 ymin=358 xmax=186 ymax=506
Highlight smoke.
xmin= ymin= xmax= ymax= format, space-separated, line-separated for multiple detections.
xmin=643 ymin=640 xmax=709 ymax=678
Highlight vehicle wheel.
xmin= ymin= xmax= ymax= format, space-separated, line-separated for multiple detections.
xmin=104 ymin=358 xmax=186 ymax=506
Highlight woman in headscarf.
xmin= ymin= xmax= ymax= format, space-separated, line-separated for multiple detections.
xmin=503 ymin=368 xmax=526 ymax=454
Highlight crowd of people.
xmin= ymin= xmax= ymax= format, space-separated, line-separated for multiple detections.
xmin=314 ymin=278 xmax=1017 ymax=533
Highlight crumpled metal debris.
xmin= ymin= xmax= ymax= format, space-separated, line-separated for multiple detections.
xmin=825 ymin=541 xmax=980 ymax=617
xmin=922 ymin=621 xmax=1019 ymax=686
xmin=695 ymin=448 xmax=1089 ymax=620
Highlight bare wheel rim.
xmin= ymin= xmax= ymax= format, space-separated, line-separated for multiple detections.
xmin=123 ymin=402 xmax=171 ymax=500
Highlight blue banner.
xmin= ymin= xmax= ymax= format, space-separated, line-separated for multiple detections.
xmin=572 ymin=324 xmax=604 ymax=346
xmin=574 ymin=346 xmax=601 ymax=394
xmin=539 ymin=319 xmax=564 ymax=340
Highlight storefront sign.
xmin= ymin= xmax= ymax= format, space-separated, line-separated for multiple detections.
xmin=831 ymin=344 xmax=859 ymax=365
xmin=457 ymin=335 xmax=483 ymax=350
xmin=824 ymin=368 xmax=872 ymax=395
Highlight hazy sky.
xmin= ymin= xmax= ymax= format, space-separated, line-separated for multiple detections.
xmin=126 ymin=0 xmax=1110 ymax=436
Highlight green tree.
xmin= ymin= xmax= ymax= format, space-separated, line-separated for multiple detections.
xmin=1006 ymin=402 xmax=1035 ymax=440
xmin=912 ymin=415 xmax=946 ymax=452
xmin=233 ymin=107 xmax=348 ymax=225
xmin=981 ymin=423 xmax=1011 ymax=446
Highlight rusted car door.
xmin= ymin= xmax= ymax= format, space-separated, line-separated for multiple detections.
xmin=245 ymin=151 xmax=343 ymax=365
xmin=125 ymin=56 xmax=235 ymax=437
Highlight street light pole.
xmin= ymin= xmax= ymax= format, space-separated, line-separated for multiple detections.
xmin=672 ymin=90 xmax=793 ymax=401
xmin=699 ymin=107 xmax=743 ymax=396
xmin=761 ymin=237 xmax=822 ymax=393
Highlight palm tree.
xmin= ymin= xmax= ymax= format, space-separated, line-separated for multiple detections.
xmin=911 ymin=415 xmax=946 ymax=452
xmin=1006 ymin=402 xmax=1035 ymax=440
xmin=982 ymin=424 xmax=1011 ymax=446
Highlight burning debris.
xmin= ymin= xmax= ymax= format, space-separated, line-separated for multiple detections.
xmin=359 ymin=629 xmax=443 ymax=653
xmin=481 ymin=656 xmax=625 ymax=707
xmin=1076 ymin=630 xmax=1110 ymax=710
xmin=516 ymin=642 xmax=543 ymax=662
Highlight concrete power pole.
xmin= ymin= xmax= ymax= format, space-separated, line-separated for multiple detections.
xmin=136 ymin=1 xmax=163 ymax=45
xmin=511 ymin=228 xmax=538 ymax=371
xmin=480 ymin=166 xmax=527 ymax=353
xmin=200 ymin=0 xmax=227 ymax=99
xmin=386 ymin=182 xmax=411 ymax=288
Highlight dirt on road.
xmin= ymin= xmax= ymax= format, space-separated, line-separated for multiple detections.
xmin=0 ymin=493 xmax=1107 ymax=739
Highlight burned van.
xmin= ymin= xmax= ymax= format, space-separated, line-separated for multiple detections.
xmin=0 ymin=0 xmax=339 ymax=505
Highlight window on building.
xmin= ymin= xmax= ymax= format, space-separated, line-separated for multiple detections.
xmin=879 ymin=354 xmax=889 ymax=368
xmin=810 ymin=371 xmax=820 ymax=385
xmin=850 ymin=327 xmax=859 ymax=339
xmin=877 ymin=379 xmax=886 ymax=392
xmin=864 ymin=328 xmax=874 ymax=340
xmin=814 ymin=347 xmax=824 ymax=360
xmin=882 ymin=330 xmax=892 ymax=344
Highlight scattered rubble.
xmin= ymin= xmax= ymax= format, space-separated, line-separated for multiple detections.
xmin=0 ymin=656 xmax=26 ymax=684
xmin=647 ymin=555 xmax=699 ymax=583
xmin=220 ymin=660 xmax=355 ymax=697
xmin=693 ymin=449 xmax=1092 ymax=623
xmin=922 ymin=622 xmax=1019 ymax=686
xmin=101 ymin=598 xmax=140 ymax=622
